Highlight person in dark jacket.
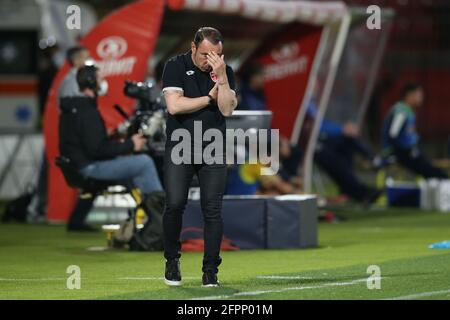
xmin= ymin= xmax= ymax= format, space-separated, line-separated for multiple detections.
xmin=53 ymin=46 xmax=94 ymax=229
xmin=59 ymin=65 xmax=163 ymax=231
xmin=238 ymin=63 xmax=266 ymax=111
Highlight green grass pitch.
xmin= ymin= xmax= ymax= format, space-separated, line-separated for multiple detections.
xmin=0 ymin=207 xmax=449 ymax=300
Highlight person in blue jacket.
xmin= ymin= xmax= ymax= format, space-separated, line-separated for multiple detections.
xmin=238 ymin=66 xmax=382 ymax=204
xmin=307 ymin=96 xmax=381 ymax=204
xmin=238 ymin=63 xmax=267 ymax=111
xmin=307 ymin=96 xmax=376 ymax=166
xmin=382 ymin=83 xmax=448 ymax=179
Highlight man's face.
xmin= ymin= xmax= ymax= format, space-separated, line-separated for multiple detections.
xmin=409 ymin=88 xmax=424 ymax=108
xmin=75 ymin=50 xmax=91 ymax=68
xmin=191 ymin=39 xmax=223 ymax=72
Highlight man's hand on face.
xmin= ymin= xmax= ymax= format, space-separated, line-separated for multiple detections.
xmin=131 ymin=132 xmax=147 ymax=152
xmin=206 ymin=51 xmax=226 ymax=79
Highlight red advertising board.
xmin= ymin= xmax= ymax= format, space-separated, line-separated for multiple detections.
xmin=43 ymin=0 xmax=165 ymax=222
xmin=253 ymin=24 xmax=322 ymax=140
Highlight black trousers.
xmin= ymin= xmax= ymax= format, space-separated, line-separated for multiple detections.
xmin=320 ymin=135 xmax=375 ymax=166
xmin=67 ymin=197 xmax=95 ymax=228
xmin=394 ymin=147 xmax=448 ymax=179
xmin=314 ymin=139 xmax=374 ymax=202
xmin=162 ymin=148 xmax=227 ymax=273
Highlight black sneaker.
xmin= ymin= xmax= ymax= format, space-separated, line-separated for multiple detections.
xmin=164 ymin=259 xmax=182 ymax=286
xmin=202 ymin=270 xmax=220 ymax=287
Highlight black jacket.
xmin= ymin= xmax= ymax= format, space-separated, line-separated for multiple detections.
xmin=58 ymin=96 xmax=134 ymax=170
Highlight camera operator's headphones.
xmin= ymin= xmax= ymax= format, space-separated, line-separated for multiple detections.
xmin=76 ymin=64 xmax=99 ymax=91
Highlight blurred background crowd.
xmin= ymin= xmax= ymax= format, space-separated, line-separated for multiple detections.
xmin=0 ymin=0 xmax=449 ymax=226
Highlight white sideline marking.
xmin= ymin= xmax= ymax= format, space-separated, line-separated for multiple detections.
xmin=1 ymin=276 xmax=203 ymax=282
xmin=384 ymin=289 xmax=450 ymax=300
xmin=256 ymin=275 xmax=314 ymax=280
xmin=0 ymin=278 xmax=65 ymax=281
xmin=192 ymin=277 xmax=372 ymax=300
xmin=118 ymin=276 xmax=199 ymax=280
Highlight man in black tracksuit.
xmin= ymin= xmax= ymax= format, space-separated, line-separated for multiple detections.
xmin=161 ymin=27 xmax=238 ymax=287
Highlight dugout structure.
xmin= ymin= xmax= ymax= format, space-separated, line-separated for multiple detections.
xmin=43 ymin=0 xmax=393 ymax=221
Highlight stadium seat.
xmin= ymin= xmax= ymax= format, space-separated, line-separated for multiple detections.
xmin=55 ymin=156 xmax=146 ymax=246
xmin=55 ymin=156 xmax=126 ymax=198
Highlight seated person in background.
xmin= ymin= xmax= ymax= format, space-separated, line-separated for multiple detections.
xmin=225 ymin=142 xmax=302 ymax=196
xmin=237 ymin=64 xmax=380 ymax=202
xmin=277 ymin=138 xmax=303 ymax=190
xmin=225 ymin=162 xmax=301 ymax=196
xmin=59 ymin=65 xmax=164 ymax=231
xmin=382 ymin=83 xmax=448 ymax=179
xmin=307 ymin=82 xmax=382 ymax=204
xmin=306 ymin=82 xmax=377 ymax=167
xmin=57 ymin=46 xmax=95 ymax=231
xmin=314 ymin=142 xmax=381 ymax=204
xmin=237 ymin=62 xmax=303 ymax=190
xmin=237 ymin=63 xmax=267 ymax=111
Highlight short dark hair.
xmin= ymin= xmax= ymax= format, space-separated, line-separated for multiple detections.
xmin=66 ymin=46 xmax=87 ymax=66
xmin=402 ymin=83 xmax=422 ymax=99
xmin=76 ymin=65 xmax=98 ymax=91
xmin=193 ymin=27 xmax=223 ymax=48
xmin=241 ymin=63 xmax=263 ymax=84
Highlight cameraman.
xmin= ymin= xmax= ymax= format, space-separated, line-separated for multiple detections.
xmin=59 ymin=65 xmax=163 ymax=230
